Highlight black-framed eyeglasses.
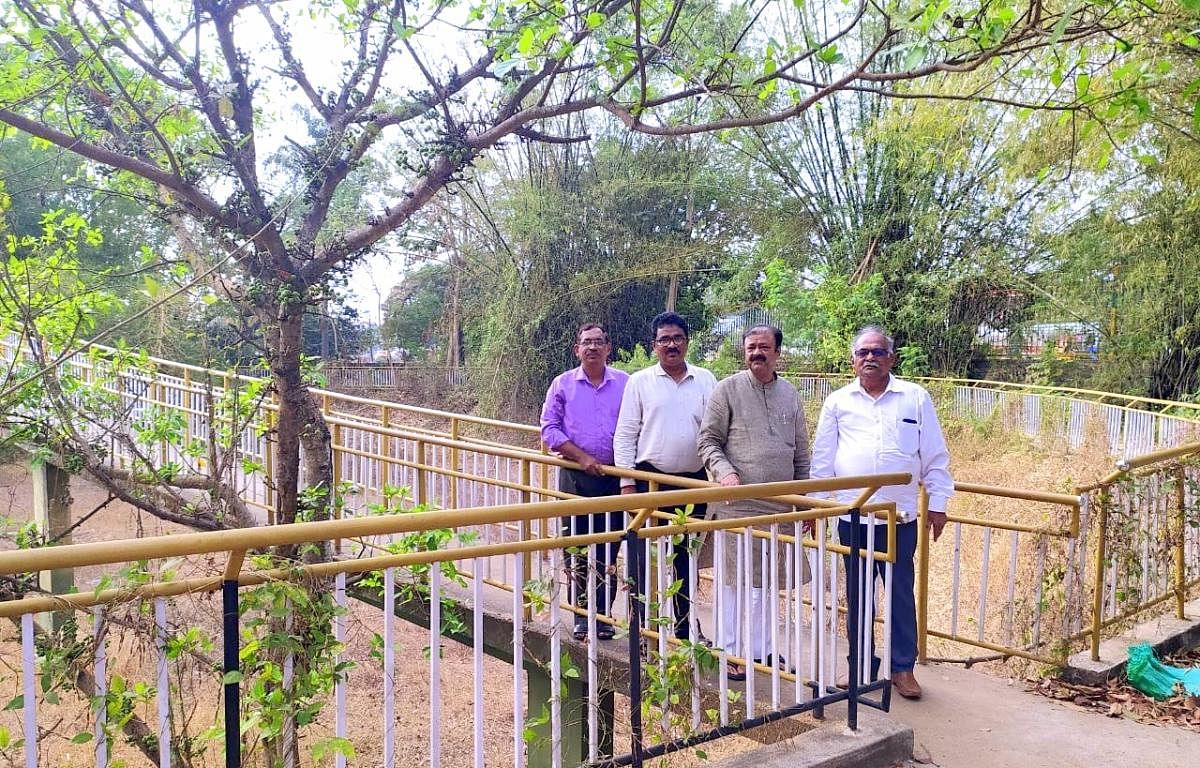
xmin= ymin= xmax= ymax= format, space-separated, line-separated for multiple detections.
xmin=654 ymin=335 xmax=687 ymax=347
xmin=853 ymin=347 xmax=890 ymax=359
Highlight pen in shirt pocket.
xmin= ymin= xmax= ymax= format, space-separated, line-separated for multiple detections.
xmin=902 ymin=418 xmax=917 ymax=424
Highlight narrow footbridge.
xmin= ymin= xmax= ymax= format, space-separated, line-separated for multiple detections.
xmin=0 ymin=339 xmax=1198 ymax=768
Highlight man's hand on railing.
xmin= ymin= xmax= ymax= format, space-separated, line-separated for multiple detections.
xmin=928 ymin=511 xmax=948 ymax=542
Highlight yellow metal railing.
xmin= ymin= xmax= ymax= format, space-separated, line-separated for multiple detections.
xmin=5 ymin=333 xmax=1200 ymax=669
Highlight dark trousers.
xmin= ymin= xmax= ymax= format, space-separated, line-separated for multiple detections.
xmin=560 ymin=469 xmax=623 ymax=629
xmin=631 ymin=462 xmax=708 ymax=640
xmin=838 ymin=519 xmax=918 ymax=678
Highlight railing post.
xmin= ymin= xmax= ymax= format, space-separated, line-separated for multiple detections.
xmin=1173 ymin=465 xmax=1187 ymax=620
xmin=847 ymin=506 xmax=861 ymax=732
xmin=332 ymin=421 xmax=343 ymax=554
xmin=380 ymin=406 xmax=392 ymax=490
xmin=917 ymin=485 xmax=930 ymax=664
xmin=416 ymin=439 xmax=427 ymax=507
xmin=625 ymin=527 xmax=644 ymax=768
xmin=520 ymin=459 xmax=533 ymax=622
xmin=1091 ymin=489 xmax=1110 ymax=662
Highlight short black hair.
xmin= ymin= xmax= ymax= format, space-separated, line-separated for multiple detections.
xmin=577 ymin=323 xmax=609 ymax=342
xmin=650 ymin=311 xmax=689 ymax=339
xmin=743 ymin=324 xmax=783 ymax=351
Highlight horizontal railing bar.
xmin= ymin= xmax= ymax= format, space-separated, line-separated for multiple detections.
xmin=1118 ymin=441 xmax=1200 ymax=472
xmin=0 ymin=475 xmax=910 ymax=575
xmin=0 ymin=502 xmax=887 ymax=618
xmin=924 ymin=630 xmax=1061 ymax=666
xmin=944 ymin=515 xmax=1073 ymax=538
xmin=1074 ymin=443 xmax=1200 ymax=492
xmin=953 ymin=482 xmax=1080 ymax=508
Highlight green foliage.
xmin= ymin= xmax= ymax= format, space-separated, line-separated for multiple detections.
xmin=381 ymin=262 xmax=451 ymax=358
xmin=611 ymin=344 xmax=655 ymax=375
xmin=762 ymin=260 xmax=886 ymax=371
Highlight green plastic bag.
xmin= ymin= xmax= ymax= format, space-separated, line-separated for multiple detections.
xmin=1125 ymin=643 xmax=1200 ymax=700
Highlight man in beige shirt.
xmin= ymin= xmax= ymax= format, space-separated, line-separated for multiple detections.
xmin=698 ymin=325 xmax=809 ymax=679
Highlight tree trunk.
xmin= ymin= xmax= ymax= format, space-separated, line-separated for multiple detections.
xmin=269 ymin=307 xmax=333 ymax=534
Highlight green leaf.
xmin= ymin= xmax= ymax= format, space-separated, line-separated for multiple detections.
xmin=1180 ymin=0 xmax=1200 ymax=11
xmin=902 ymin=44 xmax=926 ymax=71
xmin=517 ymin=27 xmax=535 ymax=57
xmin=816 ymin=44 xmax=842 ymax=65
xmin=1075 ymin=74 xmax=1090 ymax=96
xmin=222 ymin=670 xmax=243 ymax=685
xmin=70 ymin=732 xmax=94 ymax=744
xmin=585 ymin=12 xmax=605 ymax=29
xmin=3 ymin=696 xmax=23 ymax=711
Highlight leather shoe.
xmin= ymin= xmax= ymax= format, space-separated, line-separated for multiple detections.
xmin=891 ymin=670 xmax=922 ymax=700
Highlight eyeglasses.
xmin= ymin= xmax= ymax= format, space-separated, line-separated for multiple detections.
xmin=853 ymin=347 xmax=890 ymax=359
xmin=578 ymin=339 xmax=608 ymax=348
xmin=654 ymin=334 xmax=687 ymax=347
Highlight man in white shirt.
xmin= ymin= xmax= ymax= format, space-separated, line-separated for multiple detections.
xmin=614 ymin=311 xmax=718 ymax=643
xmin=810 ymin=325 xmax=953 ymax=700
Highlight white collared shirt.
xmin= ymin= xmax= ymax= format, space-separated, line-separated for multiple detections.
xmin=810 ymin=375 xmax=954 ymax=523
xmin=614 ymin=362 xmax=718 ymax=484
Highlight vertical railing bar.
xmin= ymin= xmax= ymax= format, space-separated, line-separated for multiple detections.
xmin=94 ymin=606 xmax=108 ymax=768
xmin=744 ymin=529 xmax=755 ymax=720
xmin=977 ymin=527 xmax=992 ymax=643
xmin=827 ymin=536 xmax=839 ymax=688
xmin=587 ymin=527 xmax=599 ymax=766
xmin=383 ymin=568 xmax=395 ymax=768
xmin=690 ymin=533 xmax=701 ymax=731
xmin=548 ymin=544 xmax=562 ymax=768
xmin=22 ymin=612 xmax=36 ymax=768
xmin=221 ymin=574 xmax=241 ymax=768
xmin=881 ymin=514 xmax=893 ymax=681
xmin=950 ymin=523 xmax=962 ymax=636
xmin=715 ymin=530 xmax=728 ymax=726
xmin=657 ymin=532 xmax=668 ymax=734
xmin=863 ymin=517 xmax=875 ymax=686
xmin=769 ymin=524 xmax=780 ymax=709
xmin=430 ymin=564 xmax=442 ymax=768
xmin=334 ymin=573 xmax=347 ymax=768
xmin=512 ymin=556 xmax=526 ymax=768
xmin=1032 ymin=535 xmax=1046 ymax=651
xmin=1006 ymin=530 xmax=1019 ymax=647
xmin=156 ymin=597 xmax=171 ymax=768
xmin=625 ymin=525 xmax=645 ymax=768
xmin=473 ymin=558 xmax=485 ymax=768
xmin=791 ymin=534 xmax=802 ymax=705
xmin=811 ymin=520 xmax=824 ymax=699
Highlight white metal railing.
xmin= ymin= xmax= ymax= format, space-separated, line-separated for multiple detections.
xmin=0 ymin=483 xmax=896 ymax=768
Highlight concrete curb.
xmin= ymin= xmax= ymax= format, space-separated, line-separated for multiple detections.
xmin=1063 ymin=598 xmax=1200 ymax=685
xmin=710 ymin=710 xmax=913 ymax=768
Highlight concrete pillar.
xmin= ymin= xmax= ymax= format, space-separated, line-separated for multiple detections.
xmin=526 ymin=660 xmax=614 ymax=768
xmin=31 ymin=460 xmax=72 ymax=633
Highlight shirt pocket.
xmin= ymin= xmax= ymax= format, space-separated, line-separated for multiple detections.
xmin=895 ymin=415 xmax=920 ymax=455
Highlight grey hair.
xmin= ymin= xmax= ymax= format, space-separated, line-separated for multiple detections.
xmin=850 ymin=325 xmax=895 ymax=355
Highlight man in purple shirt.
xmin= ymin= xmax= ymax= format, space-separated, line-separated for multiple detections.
xmin=540 ymin=323 xmax=630 ymax=640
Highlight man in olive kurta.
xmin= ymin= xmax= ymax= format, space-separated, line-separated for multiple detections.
xmin=698 ymin=324 xmax=809 ymax=678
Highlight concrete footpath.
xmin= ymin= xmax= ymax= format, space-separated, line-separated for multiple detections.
xmin=872 ymin=662 xmax=1200 ymax=768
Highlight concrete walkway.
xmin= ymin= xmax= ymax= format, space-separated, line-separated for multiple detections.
xmin=871 ymin=662 xmax=1200 ymax=768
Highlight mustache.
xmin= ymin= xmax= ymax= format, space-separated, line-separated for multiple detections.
xmin=750 ymin=354 xmax=767 ymax=363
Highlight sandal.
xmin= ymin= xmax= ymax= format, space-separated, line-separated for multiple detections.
xmin=572 ymin=625 xmax=588 ymax=641
xmin=595 ymin=624 xmax=615 ymax=640
xmin=726 ymin=662 xmax=746 ymax=681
